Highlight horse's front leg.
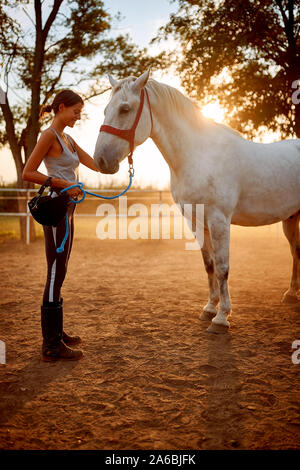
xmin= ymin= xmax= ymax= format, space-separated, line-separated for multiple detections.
xmin=206 ymin=211 xmax=231 ymax=334
xmin=199 ymin=228 xmax=219 ymax=321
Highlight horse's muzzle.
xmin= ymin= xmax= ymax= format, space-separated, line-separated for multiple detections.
xmin=97 ymin=157 xmax=120 ymax=174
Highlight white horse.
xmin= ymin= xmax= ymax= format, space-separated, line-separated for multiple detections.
xmin=93 ymin=70 xmax=300 ymax=333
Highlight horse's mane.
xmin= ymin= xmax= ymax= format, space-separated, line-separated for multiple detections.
xmin=112 ymin=76 xmax=243 ymax=139
xmin=146 ymin=78 xmax=243 ymax=139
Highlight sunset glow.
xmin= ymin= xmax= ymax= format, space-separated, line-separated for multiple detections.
xmin=201 ymin=102 xmax=225 ymax=123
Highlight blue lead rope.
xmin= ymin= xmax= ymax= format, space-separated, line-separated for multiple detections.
xmin=56 ymin=170 xmax=133 ymax=253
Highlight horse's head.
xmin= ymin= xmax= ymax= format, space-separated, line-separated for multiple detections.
xmin=93 ymin=69 xmax=152 ymax=174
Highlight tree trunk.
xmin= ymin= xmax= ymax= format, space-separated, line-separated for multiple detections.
xmin=0 ymin=95 xmax=36 ymax=242
xmin=18 ymin=176 xmax=37 ymax=244
xmin=18 ymin=0 xmax=45 ymax=244
xmin=13 ymin=150 xmax=36 ymax=244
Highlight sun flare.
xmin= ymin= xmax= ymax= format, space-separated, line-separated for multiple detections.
xmin=202 ymin=102 xmax=225 ymax=123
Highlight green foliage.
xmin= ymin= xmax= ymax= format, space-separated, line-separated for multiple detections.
xmin=0 ymin=0 xmax=168 ymax=149
xmin=155 ymin=0 xmax=300 ymax=138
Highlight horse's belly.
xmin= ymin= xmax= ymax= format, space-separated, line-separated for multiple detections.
xmin=231 ymin=211 xmax=283 ymax=226
xmin=232 ymin=201 xmax=300 ymax=226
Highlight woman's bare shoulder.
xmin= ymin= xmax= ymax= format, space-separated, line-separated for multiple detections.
xmin=40 ymin=128 xmax=56 ymax=142
xmin=66 ymin=134 xmax=77 ymax=146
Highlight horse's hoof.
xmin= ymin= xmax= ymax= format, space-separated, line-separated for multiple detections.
xmin=281 ymin=293 xmax=299 ymax=304
xmin=199 ymin=309 xmax=216 ymax=321
xmin=207 ymin=322 xmax=229 ymax=334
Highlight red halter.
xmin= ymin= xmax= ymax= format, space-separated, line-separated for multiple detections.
xmin=99 ymin=88 xmax=153 ymax=170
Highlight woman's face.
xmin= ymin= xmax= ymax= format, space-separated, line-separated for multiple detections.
xmin=59 ymin=102 xmax=84 ymax=127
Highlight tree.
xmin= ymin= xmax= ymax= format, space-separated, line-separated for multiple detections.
xmin=155 ymin=0 xmax=300 ymax=138
xmin=0 ymin=0 xmax=166 ymax=241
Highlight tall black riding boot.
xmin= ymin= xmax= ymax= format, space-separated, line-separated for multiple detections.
xmin=59 ymin=297 xmax=82 ymax=346
xmin=41 ymin=302 xmax=83 ymax=362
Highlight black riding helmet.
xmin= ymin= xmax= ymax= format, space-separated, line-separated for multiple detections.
xmin=28 ymin=177 xmax=70 ymax=226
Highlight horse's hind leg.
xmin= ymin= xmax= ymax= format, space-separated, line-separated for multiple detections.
xmin=282 ymin=212 xmax=300 ymax=303
xmin=199 ymin=228 xmax=219 ymax=320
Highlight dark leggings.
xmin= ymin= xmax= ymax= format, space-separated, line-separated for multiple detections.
xmin=42 ymin=202 xmax=76 ymax=304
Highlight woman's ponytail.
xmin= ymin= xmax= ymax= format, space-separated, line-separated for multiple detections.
xmin=40 ymin=104 xmax=52 ymax=119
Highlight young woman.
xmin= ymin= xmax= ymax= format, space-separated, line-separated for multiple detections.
xmin=23 ymin=90 xmax=100 ymax=362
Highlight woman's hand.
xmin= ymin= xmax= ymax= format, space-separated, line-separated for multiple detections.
xmin=66 ymin=186 xmax=83 ymax=199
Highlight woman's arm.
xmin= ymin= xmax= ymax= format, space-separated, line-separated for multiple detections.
xmin=70 ymin=137 xmax=100 ymax=172
xmin=22 ymin=130 xmax=75 ymax=189
xmin=23 ymin=130 xmax=83 ymax=198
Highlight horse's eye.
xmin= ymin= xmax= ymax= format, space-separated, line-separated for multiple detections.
xmin=120 ymin=103 xmax=130 ymax=114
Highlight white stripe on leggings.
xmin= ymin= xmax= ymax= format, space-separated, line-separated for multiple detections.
xmin=49 ymin=226 xmax=57 ymax=302
xmin=65 ymin=212 xmax=72 ymax=268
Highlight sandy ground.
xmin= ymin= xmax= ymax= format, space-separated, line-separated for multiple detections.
xmin=0 ymin=226 xmax=300 ymax=450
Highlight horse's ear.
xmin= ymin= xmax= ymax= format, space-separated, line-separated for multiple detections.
xmin=132 ymin=69 xmax=150 ymax=93
xmin=108 ymin=74 xmax=119 ymax=89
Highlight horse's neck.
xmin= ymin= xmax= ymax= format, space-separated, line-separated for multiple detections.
xmin=149 ymin=94 xmax=198 ymax=175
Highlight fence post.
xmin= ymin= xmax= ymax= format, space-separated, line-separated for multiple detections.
xmin=159 ymin=191 xmax=162 ymax=238
xmin=26 ymin=190 xmax=30 ymax=245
